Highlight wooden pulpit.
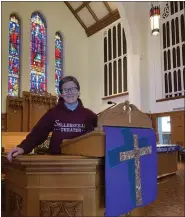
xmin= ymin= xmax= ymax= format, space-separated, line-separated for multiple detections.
xmin=61 ymin=100 xmax=152 ymax=157
xmin=2 ymin=155 xmax=105 ymax=216
xmin=3 ymin=101 xmax=152 ymax=217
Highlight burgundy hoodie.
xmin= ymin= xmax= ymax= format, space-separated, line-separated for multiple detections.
xmin=18 ymin=98 xmax=97 ymax=154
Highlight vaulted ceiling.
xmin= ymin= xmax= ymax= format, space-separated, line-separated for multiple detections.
xmin=65 ymin=1 xmax=120 ymax=37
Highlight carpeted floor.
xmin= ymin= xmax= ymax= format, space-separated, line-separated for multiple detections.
xmin=145 ymin=162 xmax=185 ymax=216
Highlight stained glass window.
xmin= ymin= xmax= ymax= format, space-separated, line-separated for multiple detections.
xmin=8 ymin=14 xmax=20 ymax=97
xmin=30 ymin=12 xmax=47 ymax=94
xmin=55 ymin=32 xmax=63 ymax=95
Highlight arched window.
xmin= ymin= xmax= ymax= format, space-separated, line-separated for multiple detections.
xmin=161 ymin=2 xmax=185 ymax=98
xmin=55 ymin=32 xmax=63 ymax=95
xmin=30 ymin=12 xmax=47 ymax=94
xmin=104 ymin=20 xmax=127 ymax=97
xmin=8 ymin=14 xmax=21 ymax=97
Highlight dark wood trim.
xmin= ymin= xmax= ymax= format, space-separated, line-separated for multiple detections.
xmin=104 ymin=2 xmax=113 ymax=13
xmin=86 ymin=9 xmax=120 ymax=37
xmin=151 ymin=110 xmax=185 ymax=116
xmin=102 ymin=91 xmax=128 ymax=100
xmin=65 ymin=2 xmax=87 ymax=30
xmin=74 ymin=2 xmax=91 ymax=13
xmin=86 ymin=4 xmax=99 ymax=22
xmin=65 ymin=2 xmax=120 ymax=37
xmin=156 ymin=95 xmax=185 ymax=102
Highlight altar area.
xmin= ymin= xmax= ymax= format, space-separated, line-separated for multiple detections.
xmin=2 ymin=101 xmax=180 ymax=217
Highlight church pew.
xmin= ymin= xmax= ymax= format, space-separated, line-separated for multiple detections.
xmin=2 ymin=132 xmax=29 ymax=153
xmin=1 ymin=132 xmax=52 ymax=153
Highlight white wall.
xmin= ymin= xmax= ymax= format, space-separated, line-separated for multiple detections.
xmin=1 ymin=1 xmax=88 ymax=112
xmin=119 ymin=2 xmax=154 ymax=113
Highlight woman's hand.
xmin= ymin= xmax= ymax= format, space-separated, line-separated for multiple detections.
xmin=7 ymin=147 xmax=24 ymax=162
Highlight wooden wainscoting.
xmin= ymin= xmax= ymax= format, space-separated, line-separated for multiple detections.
xmin=171 ymin=111 xmax=184 ymax=146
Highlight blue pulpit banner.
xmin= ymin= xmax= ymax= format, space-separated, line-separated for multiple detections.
xmin=104 ymin=126 xmax=157 ymax=217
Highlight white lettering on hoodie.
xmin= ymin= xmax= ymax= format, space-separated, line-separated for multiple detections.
xmin=54 ymin=120 xmax=85 ymax=133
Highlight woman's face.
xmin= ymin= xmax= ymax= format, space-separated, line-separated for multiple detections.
xmin=61 ymin=81 xmax=79 ymax=104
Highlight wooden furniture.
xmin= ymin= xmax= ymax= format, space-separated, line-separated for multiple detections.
xmin=62 ymin=101 xmax=152 ymax=157
xmin=1 ymin=113 xmax=7 ymax=132
xmin=150 ymin=110 xmax=184 ymax=147
xmin=63 ymin=136 xmax=179 ymax=180
xmin=62 ymin=131 xmax=105 ymax=157
xmin=157 ymin=148 xmax=178 ymax=178
xmin=2 ymin=132 xmax=29 ymax=152
xmin=2 ymin=154 xmax=146 ymax=217
xmin=2 ymin=132 xmax=51 ymax=154
xmin=2 ymin=155 xmax=104 ymax=217
xmin=179 ymin=151 xmax=185 ymax=162
xmin=6 ymin=91 xmax=57 ymax=132
xmin=3 ymin=101 xmax=150 ymax=217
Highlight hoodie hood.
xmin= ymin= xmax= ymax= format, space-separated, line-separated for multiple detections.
xmin=56 ymin=97 xmax=84 ymax=112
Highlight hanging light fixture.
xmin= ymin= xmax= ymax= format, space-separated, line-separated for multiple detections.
xmin=150 ymin=3 xmax=160 ymax=35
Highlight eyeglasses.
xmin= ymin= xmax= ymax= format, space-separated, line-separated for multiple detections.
xmin=62 ymin=87 xmax=78 ymax=94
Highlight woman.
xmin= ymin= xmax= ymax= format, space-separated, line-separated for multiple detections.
xmin=7 ymin=76 xmax=97 ymax=162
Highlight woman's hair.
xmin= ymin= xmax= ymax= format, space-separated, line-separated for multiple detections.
xmin=59 ymin=76 xmax=80 ymax=94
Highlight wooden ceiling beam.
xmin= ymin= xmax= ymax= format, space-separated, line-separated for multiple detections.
xmin=86 ymin=9 xmax=120 ymax=37
xmin=65 ymin=2 xmax=87 ymax=30
xmin=86 ymin=4 xmax=99 ymax=22
xmin=74 ymin=2 xmax=91 ymax=13
xmin=65 ymin=2 xmax=121 ymax=37
xmin=104 ymin=2 xmax=113 ymax=13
